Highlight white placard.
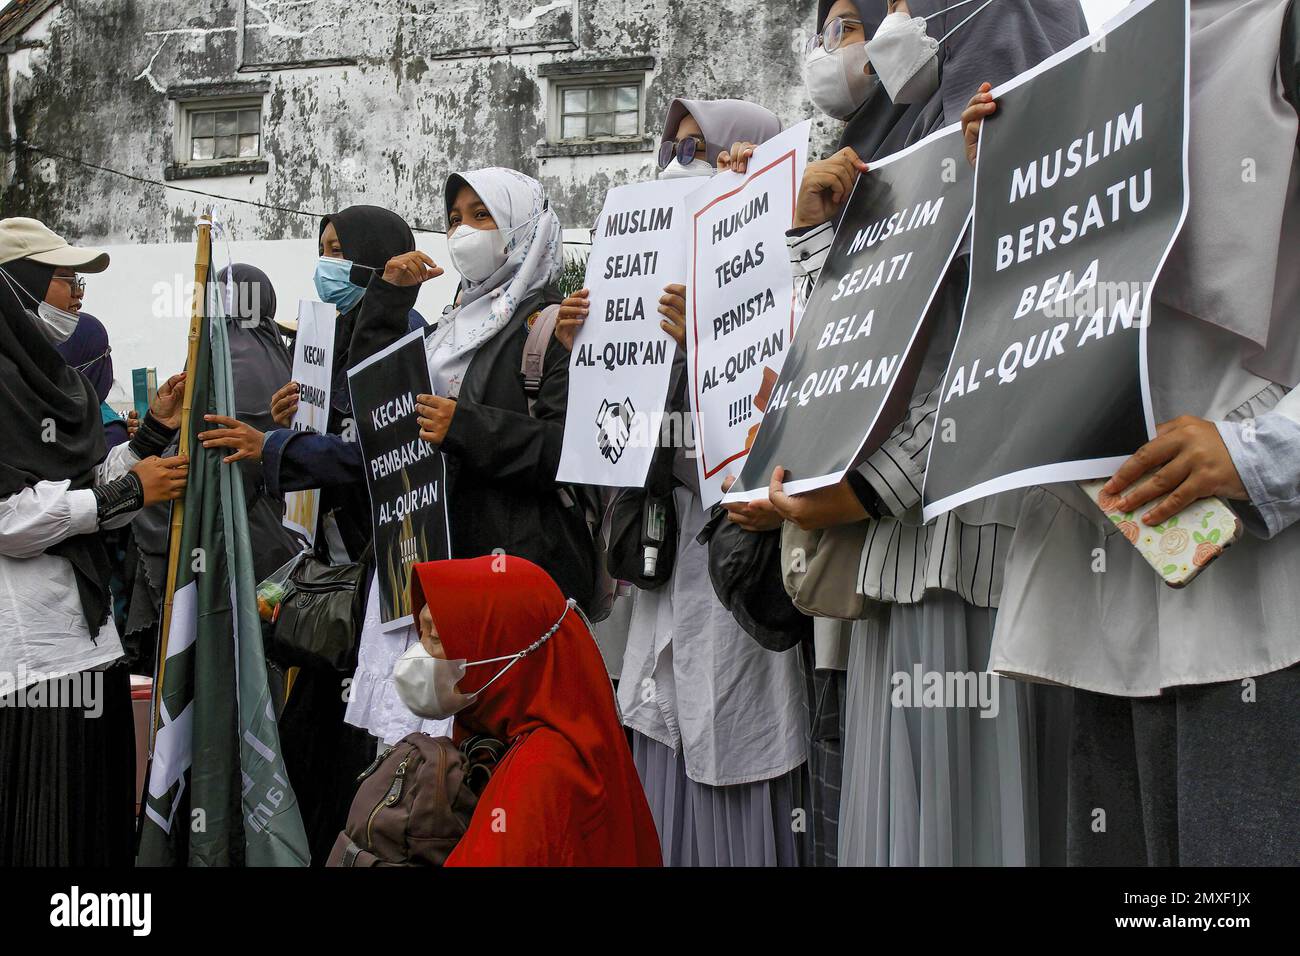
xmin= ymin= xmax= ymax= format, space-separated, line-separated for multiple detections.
xmin=282 ymin=300 xmax=336 ymax=543
xmin=556 ymin=176 xmax=706 ymax=489
xmin=685 ymin=121 xmax=810 ymax=507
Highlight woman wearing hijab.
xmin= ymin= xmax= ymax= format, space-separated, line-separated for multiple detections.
xmin=53 ymin=312 xmax=138 ymax=638
xmin=56 ymin=312 xmax=128 ymax=448
xmin=0 ymin=217 xmax=188 ymax=866
xmin=395 ymin=555 xmax=661 ymax=866
xmin=253 ymin=206 xmax=424 ymax=561
xmin=966 ymin=0 xmax=1300 ymax=867
xmin=760 ymin=0 xmax=1088 ymax=866
xmin=250 ymin=173 xmax=597 ymax=848
xmin=125 ymin=265 xmax=302 ymax=673
xmin=346 ymin=169 xmax=595 ymax=608
xmin=559 ymin=99 xmax=813 ymax=867
xmin=213 ymin=265 xmax=302 ymax=572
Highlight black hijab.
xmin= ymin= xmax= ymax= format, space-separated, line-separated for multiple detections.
xmin=0 ymin=259 xmax=112 ymax=637
xmin=3 ymin=257 xmax=56 ymax=305
xmin=318 ymin=205 xmax=415 ymax=409
xmin=216 ymin=263 xmax=302 ymax=578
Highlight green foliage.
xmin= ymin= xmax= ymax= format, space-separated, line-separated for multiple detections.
xmin=558 ymin=252 xmax=588 ymax=298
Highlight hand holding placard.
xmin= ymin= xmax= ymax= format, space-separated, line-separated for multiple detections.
xmin=793 ymin=147 xmax=870 ymax=229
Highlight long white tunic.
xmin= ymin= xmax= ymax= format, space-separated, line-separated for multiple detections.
xmin=0 ymin=442 xmax=141 ymax=694
xmin=617 ymin=486 xmax=808 ymax=788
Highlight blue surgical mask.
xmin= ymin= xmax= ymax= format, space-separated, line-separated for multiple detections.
xmin=314 ymin=257 xmax=368 ymax=313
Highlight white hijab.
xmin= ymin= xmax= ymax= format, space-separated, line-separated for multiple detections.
xmin=427 ymin=167 xmax=563 ymax=397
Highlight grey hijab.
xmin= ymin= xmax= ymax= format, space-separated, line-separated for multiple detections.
xmin=219 ymin=263 xmax=292 ymax=434
xmin=1154 ymin=0 xmax=1300 ymax=387
xmin=918 ymin=0 xmax=1090 ymax=131
xmin=661 ymin=98 xmax=783 ymax=165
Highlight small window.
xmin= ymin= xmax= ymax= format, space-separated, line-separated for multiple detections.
xmin=188 ymin=106 xmax=262 ymax=161
xmin=553 ymin=77 xmax=643 ymax=143
xmin=165 ymin=87 xmax=270 ymax=181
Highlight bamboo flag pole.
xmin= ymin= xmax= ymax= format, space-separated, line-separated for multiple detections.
xmin=150 ymin=212 xmax=212 ymax=744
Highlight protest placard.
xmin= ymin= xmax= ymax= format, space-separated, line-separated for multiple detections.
xmin=725 ymin=123 xmax=972 ymax=503
xmin=556 ymin=176 xmax=706 ymax=489
xmin=685 ymin=121 xmax=810 ymax=506
xmin=347 ymin=328 xmax=451 ymax=629
xmin=922 ymin=0 xmax=1189 ymax=521
xmin=282 ymin=300 xmax=335 ymax=543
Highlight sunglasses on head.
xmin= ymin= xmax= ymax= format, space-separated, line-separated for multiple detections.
xmin=657 ymin=135 xmax=712 ymax=170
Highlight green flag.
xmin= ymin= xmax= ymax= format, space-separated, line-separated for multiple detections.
xmin=139 ymin=228 xmax=310 ymax=867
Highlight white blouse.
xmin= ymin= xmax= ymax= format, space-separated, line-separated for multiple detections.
xmin=991 ymin=311 xmax=1300 ymax=695
xmin=0 ymin=442 xmax=141 ymax=693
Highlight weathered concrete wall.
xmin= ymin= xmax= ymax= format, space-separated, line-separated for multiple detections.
xmin=2 ymin=0 xmax=839 ymax=244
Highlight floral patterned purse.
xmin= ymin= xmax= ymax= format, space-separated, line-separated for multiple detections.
xmin=1079 ymin=478 xmax=1243 ymax=588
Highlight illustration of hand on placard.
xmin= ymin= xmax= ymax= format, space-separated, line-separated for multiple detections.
xmin=596 ymin=398 xmax=636 ymax=465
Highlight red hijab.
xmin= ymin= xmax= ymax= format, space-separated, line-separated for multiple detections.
xmin=411 ymin=556 xmax=661 ymax=867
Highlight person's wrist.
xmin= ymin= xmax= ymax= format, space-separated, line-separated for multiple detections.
xmin=792 ymin=210 xmax=825 ymax=230
xmin=93 ymin=472 xmax=145 ymax=522
xmin=130 ymin=411 xmax=177 ymax=459
xmin=844 ymin=470 xmax=882 ymax=520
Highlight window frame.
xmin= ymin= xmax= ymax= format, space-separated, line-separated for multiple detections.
xmin=547 ymin=72 xmax=646 ymax=147
xmin=172 ymin=94 xmax=267 ymax=172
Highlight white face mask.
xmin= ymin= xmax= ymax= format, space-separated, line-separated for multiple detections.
xmin=659 ymin=158 xmax=715 ymax=180
xmin=804 ymin=42 xmax=878 ymax=121
xmin=392 ymin=599 xmax=576 ymax=721
xmin=867 ymin=0 xmax=998 ymax=105
xmin=0 ymin=267 xmax=81 ymax=344
xmin=37 ymin=302 xmax=81 ymax=344
xmin=447 ymin=224 xmax=508 ymax=285
xmin=393 ymin=645 xmax=475 ymax=720
xmin=866 ymin=12 xmax=939 ymax=103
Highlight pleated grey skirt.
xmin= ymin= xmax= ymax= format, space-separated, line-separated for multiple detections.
xmin=838 ymin=592 xmax=1069 ymax=866
xmin=631 ymin=731 xmax=805 ymax=866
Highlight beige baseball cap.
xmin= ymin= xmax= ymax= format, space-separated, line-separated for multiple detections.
xmin=0 ymin=217 xmax=110 ymax=272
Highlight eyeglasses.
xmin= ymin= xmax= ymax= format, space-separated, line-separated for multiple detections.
xmin=805 ymin=16 xmax=865 ymax=55
xmin=52 ymin=275 xmax=87 ymax=295
xmin=657 ymin=135 xmax=709 ymax=170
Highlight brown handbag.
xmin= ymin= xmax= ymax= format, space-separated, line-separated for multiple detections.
xmin=780 ymin=519 xmax=874 ymax=620
xmin=325 ymin=733 xmax=502 ymax=867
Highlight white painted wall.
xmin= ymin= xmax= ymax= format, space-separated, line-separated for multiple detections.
xmin=89 ymin=233 xmax=454 ymax=407
xmin=88 ymin=229 xmax=592 ymax=407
